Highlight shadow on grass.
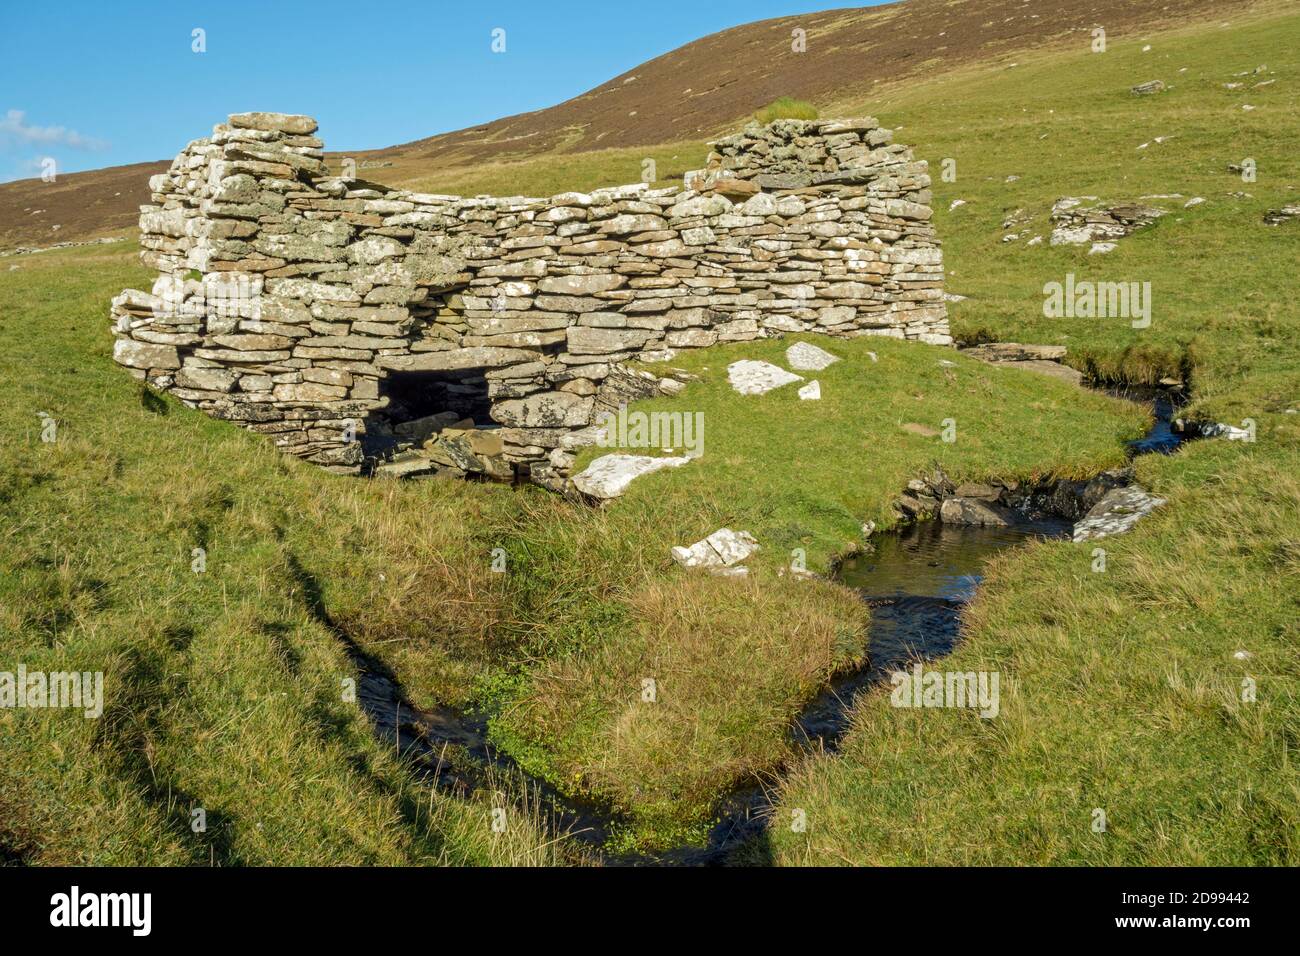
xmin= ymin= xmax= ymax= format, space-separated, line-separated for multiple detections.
xmin=138 ymin=386 xmax=168 ymax=416
xmin=92 ymin=640 xmax=238 ymax=866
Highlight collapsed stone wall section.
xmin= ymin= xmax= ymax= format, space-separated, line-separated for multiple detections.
xmin=110 ymin=111 xmax=948 ymax=482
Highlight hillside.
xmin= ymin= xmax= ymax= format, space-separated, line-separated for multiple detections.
xmin=0 ymin=0 xmax=1265 ymax=251
xmin=368 ymin=0 xmax=1259 ymax=166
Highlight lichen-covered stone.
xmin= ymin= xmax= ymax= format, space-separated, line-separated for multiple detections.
xmin=571 ymin=453 xmax=691 ymax=499
xmin=786 ymin=341 xmax=840 ymax=371
xmin=1072 ymin=486 xmax=1167 ymax=541
xmin=113 ymin=339 xmax=181 ymax=370
xmin=727 ymin=360 xmax=803 ymax=396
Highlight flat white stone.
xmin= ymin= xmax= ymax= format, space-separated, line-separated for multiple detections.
xmin=571 ymin=453 xmax=690 ymax=499
xmin=1050 ymin=224 xmax=1096 ymax=246
xmin=671 ymin=540 xmax=715 ymax=568
xmin=1202 ymin=422 xmax=1252 ymax=441
xmin=1072 ymin=486 xmax=1166 ymax=542
xmin=727 ymin=359 xmax=803 ymax=395
xmin=1089 ymin=241 xmax=1117 ymax=255
xmin=798 ymin=380 xmax=821 ymax=400
xmin=672 ymin=527 xmax=760 ymax=570
xmin=786 ymin=341 xmax=840 ymax=371
xmin=705 ymin=528 xmax=759 ymax=565
xmin=712 ymin=565 xmax=749 ymax=578
xmin=671 ymin=540 xmax=719 ymax=569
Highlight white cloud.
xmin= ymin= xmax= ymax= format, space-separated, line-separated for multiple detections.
xmin=0 ymin=109 xmax=109 ymax=151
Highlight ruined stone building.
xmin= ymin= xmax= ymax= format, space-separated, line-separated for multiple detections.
xmin=110 ymin=111 xmax=946 ymax=485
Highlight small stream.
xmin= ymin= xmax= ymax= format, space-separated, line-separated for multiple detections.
xmin=798 ymin=518 xmax=1070 ymax=744
xmin=352 ymin=385 xmax=1184 ymax=864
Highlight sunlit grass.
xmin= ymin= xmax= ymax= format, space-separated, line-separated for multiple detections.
xmin=754 ymin=97 xmax=820 ymax=123
xmin=2 ymin=4 xmax=1298 ymax=863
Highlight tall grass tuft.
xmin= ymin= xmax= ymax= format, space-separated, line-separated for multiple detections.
xmin=754 ymin=97 xmax=819 ymax=124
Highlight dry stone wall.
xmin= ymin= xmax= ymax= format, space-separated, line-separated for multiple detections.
xmin=110 ymin=111 xmax=947 ymax=483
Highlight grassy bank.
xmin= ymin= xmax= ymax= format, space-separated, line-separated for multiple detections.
xmin=847 ymin=4 xmax=1300 ymax=390
xmin=0 ymin=247 xmax=573 ymax=865
xmin=488 ymin=336 xmax=1144 ymax=848
xmin=770 ymin=8 xmax=1300 ymax=865
xmin=0 ymin=242 xmax=1144 ymax=855
xmin=772 ymin=439 xmax=1300 ymax=865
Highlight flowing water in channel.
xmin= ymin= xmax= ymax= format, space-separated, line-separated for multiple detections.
xmin=798 ymin=518 xmax=1070 ymax=743
xmin=353 ymin=388 xmax=1184 ymax=864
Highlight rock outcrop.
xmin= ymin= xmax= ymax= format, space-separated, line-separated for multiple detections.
xmin=1263 ymin=204 xmax=1300 ymax=225
xmin=726 ymin=359 xmax=804 ymax=396
xmin=110 ymin=112 xmax=947 ymax=482
xmin=1049 ymin=198 xmax=1167 ymax=247
xmin=786 ymin=340 xmax=840 ymax=371
xmin=570 ymin=453 xmax=691 ymax=499
xmin=1071 ymin=486 xmax=1167 ymax=541
xmin=671 ymin=528 xmax=760 ymax=576
xmin=959 ymin=341 xmax=1084 ymax=385
xmin=1130 ymin=79 xmax=1166 ymax=95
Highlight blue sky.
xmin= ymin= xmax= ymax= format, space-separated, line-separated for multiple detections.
xmin=0 ymin=0 xmax=875 ymax=182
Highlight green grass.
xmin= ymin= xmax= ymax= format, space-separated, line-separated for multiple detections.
xmin=771 ymin=440 xmax=1300 ymax=865
xmin=754 ymin=97 xmax=820 ymax=124
xmin=0 ymin=247 xmax=578 ymax=865
xmin=835 ymin=5 xmax=1300 ymax=396
xmin=573 ymin=337 xmax=1146 ymax=574
xmin=0 ymin=252 xmax=1144 ymax=856
xmin=488 ymin=336 xmax=1144 ymax=848
xmin=3 ymin=5 xmax=1298 ymax=864
xmin=769 ymin=7 xmax=1300 ymax=865
xmin=0 ymin=242 xmax=1139 ymax=856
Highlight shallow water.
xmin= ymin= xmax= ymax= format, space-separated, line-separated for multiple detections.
xmin=354 ymin=651 xmax=619 ymax=849
xmin=798 ymin=519 xmax=1069 ymax=743
xmin=1122 ymin=392 xmax=1182 ymax=456
xmin=797 ymin=389 xmax=1182 ymax=744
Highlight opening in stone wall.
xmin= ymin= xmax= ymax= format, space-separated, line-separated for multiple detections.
xmin=365 ymin=370 xmax=513 ymax=481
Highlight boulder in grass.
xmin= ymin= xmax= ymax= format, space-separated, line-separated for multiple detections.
xmin=672 ymin=528 xmax=760 ymax=572
xmin=786 ymin=341 xmax=840 ymax=371
xmin=727 ymin=359 xmax=803 ymax=395
xmin=1130 ymin=80 xmax=1166 ymax=95
xmin=1072 ymin=486 xmax=1166 ymax=541
xmin=1201 ymin=422 xmax=1253 ymax=441
xmin=571 ymin=453 xmax=691 ymax=499
xmin=1263 ymin=204 xmax=1300 ymax=225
